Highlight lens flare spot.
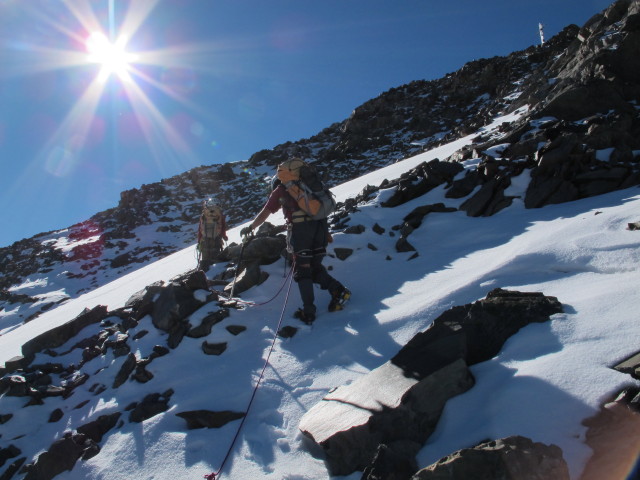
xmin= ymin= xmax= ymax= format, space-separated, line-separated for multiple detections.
xmin=45 ymin=145 xmax=77 ymax=177
xmin=190 ymin=121 xmax=204 ymax=137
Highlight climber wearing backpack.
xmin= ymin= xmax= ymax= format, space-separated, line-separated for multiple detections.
xmin=240 ymin=157 xmax=350 ymax=324
xmin=197 ymin=199 xmax=227 ymax=270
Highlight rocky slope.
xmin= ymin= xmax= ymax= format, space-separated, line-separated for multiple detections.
xmin=2 ymin=0 xmax=640 ymax=330
xmin=1 ymin=2 xmax=640 ymax=479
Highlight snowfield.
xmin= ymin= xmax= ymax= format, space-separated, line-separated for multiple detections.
xmin=2 ymin=126 xmax=640 ymax=480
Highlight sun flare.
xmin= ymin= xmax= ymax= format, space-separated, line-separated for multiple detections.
xmin=86 ymin=31 xmax=136 ymax=82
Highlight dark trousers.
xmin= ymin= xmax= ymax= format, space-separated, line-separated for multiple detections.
xmin=289 ymin=219 xmax=341 ymax=314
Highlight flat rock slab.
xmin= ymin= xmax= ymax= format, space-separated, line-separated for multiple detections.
xmin=299 ymin=358 xmax=474 ymax=476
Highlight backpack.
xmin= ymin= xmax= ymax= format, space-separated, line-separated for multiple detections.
xmin=277 ymin=158 xmax=336 ymax=220
xmin=198 ymin=200 xmax=227 ymax=246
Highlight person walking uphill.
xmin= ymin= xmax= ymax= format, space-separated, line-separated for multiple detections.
xmin=240 ymin=158 xmax=350 ymax=324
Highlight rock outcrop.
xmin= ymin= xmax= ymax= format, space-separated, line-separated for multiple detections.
xmin=4 ymin=0 xmax=640 ymax=329
xmin=300 ymin=289 xmax=563 ymax=476
xmin=411 ymin=436 xmax=569 ymax=480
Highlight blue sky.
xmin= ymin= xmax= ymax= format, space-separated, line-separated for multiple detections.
xmin=0 ymin=0 xmax=612 ymax=248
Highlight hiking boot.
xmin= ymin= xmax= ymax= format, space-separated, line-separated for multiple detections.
xmin=293 ymin=308 xmax=316 ymax=325
xmin=328 ymin=286 xmax=351 ymax=312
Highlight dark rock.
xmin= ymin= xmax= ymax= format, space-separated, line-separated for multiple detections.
xmin=372 ymin=223 xmax=386 ymax=235
xmin=74 ymin=400 xmax=90 ymax=410
xmin=301 ymin=289 xmax=562 ymax=476
xmin=183 ymin=269 xmax=210 ymax=291
xmin=132 ymin=365 xmax=154 ymax=383
xmin=278 ymin=326 xmax=298 ymax=338
xmin=361 ymin=443 xmax=419 ymax=480
xmin=300 ymin=359 xmax=474 ymax=476
xmin=0 ymin=445 xmax=20 ymax=469
xmin=403 ymin=203 xmax=457 ymax=228
xmin=150 ymin=345 xmax=170 ymax=358
xmin=395 ymin=237 xmax=416 ymax=253
xmin=187 ymin=309 xmax=230 ymax=338
xmin=334 ymin=248 xmax=354 ymax=260
xmin=175 ymin=410 xmax=245 ymax=429
xmin=21 ymin=305 xmax=109 ymax=359
xmin=76 ymin=412 xmax=121 ymax=442
xmin=459 ymin=178 xmax=508 ymax=217
xmin=411 ymin=436 xmax=569 ymax=480
xmin=0 ymin=376 xmax=29 ymax=397
xmin=62 ymin=372 xmax=89 ymax=398
xmin=151 ymin=283 xmax=204 ymax=333
xmin=382 ymin=160 xmax=464 ymax=208
xmin=525 ymin=175 xmax=579 ymax=209
xmin=167 ymin=320 xmax=191 ymax=349
xmin=125 ymin=282 xmax=164 ymax=320
xmin=235 ymin=236 xmax=287 ymax=266
xmin=4 ymin=356 xmax=30 ymax=373
xmin=48 ymin=409 xmax=64 ymax=423
xmin=112 ymin=353 xmax=137 ymax=388
xmin=226 ymin=325 xmax=247 ymax=336
xmin=344 ymin=225 xmax=366 ymax=234
xmin=627 ymin=221 xmax=640 ymax=231
xmin=104 ymin=333 xmax=130 ymax=358
xmin=132 ymin=330 xmax=149 ymax=340
xmin=23 ymin=433 xmax=97 ymax=480
xmin=446 ymin=170 xmax=481 ymax=199
xmin=0 ymin=456 xmax=26 ymax=480
xmin=223 ymin=263 xmax=269 ymax=296
xmin=0 ymin=413 xmax=13 ymax=425
xmin=202 ymin=341 xmax=227 ymax=356
xmin=398 ymin=288 xmax=563 ymax=368
xmin=129 ymin=391 xmax=173 ymax=423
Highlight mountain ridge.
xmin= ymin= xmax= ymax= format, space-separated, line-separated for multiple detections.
xmin=1 ymin=2 xmax=640 ymax=478
xmin=2 ymin=0 xmax=639 ymax=340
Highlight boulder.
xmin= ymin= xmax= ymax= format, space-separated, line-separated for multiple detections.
xmin=223 ymin=263 xmax=269 ymax=296
xmin=411 ymin=436 xmax=569 ymax=480
xmin=299 ymin=359 xmax=474 ymax=476
xmin=382 ymin=160 xmax=464 ymax=208
xmin=300 ymin=289 xmax=563 ymax=476
xmin=112 ymin=353 xmax=137 ymax=389
xmin=411 ymin=288 xmax=563 ymax=367
xmin=187 ymin=309 xmax=230 ymax=338
xmin=151 ymin=283 xmax=204 ymax=332
xmin=21 ymin=305 xmax=109 ymax=359
xmin=0 ymin=445 xmax=20 ymax=469
xmin=362 ymin=443 xmax=418 ymax=480
xmin=128 ymin=391 xmax=173 ymax=423
xmin=23 ymin=433 xmax=98 ymax=480
xmin=76 ymin=412 xmax=121 ymax=442
xmin=202 ymin=341 xmax=227 ymax=356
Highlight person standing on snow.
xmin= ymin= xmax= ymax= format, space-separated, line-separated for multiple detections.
xmin=240 ymin=159 xmax=350 ymax=324
xmin=197 ymin=199 xmax=227 ymax=270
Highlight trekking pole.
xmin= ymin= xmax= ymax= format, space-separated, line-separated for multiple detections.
xmin=228 ymin=234 xmax=251 ymax=300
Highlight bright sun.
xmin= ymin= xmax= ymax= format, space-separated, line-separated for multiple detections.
xmin=86 ymin=32 xmax=136 ymax=82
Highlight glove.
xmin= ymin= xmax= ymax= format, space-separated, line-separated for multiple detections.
xmin=240 ymin=226 xmax=253 ymax=237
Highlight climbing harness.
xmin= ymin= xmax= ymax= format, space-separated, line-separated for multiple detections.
xmin=204 ymin=259 xmax=295 ymax=480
